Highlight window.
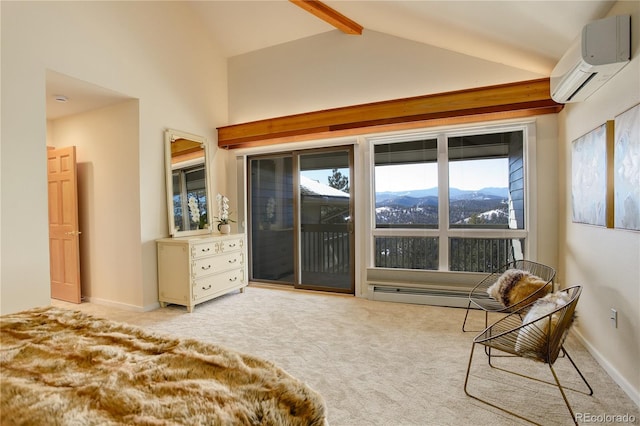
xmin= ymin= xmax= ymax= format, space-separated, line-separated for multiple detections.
xmin=374 ymin=139 xmax=438 ymax=228
xmin=371 ymin=125 xmax=529 ymax=273
xmin=448 ymin=131 xmax=524 ymax=230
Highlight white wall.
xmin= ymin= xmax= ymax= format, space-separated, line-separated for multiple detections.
xmin=228 ymin=29 xmax=542 ymax=123
xmin=558 ymin=0 xmax=640 ymax=405
xmin=48 ymin=101 xmax=143 ymax=308
xmin=531 ymin=114 xmax=560 ymax=268
xmin=1 ymin=1 xmax=229 ymax=313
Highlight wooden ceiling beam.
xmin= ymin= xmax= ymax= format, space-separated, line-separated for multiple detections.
xmin=289 ymin=0 xmax=363 ymax=35
xmin=217 ymin=78 xmax=563 ymax=149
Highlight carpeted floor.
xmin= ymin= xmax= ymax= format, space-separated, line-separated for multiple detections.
xmin=53 ymin=285 xmax=639 ymax=426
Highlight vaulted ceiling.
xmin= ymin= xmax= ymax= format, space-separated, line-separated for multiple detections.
xmin=189 ymin=0 xmax=616 ymax=74
xmin=46 ymin=0 xmax=616 ymax=120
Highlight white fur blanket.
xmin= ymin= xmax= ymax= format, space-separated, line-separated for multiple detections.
xmin=515 ymin=290 xmax=574 ymax=358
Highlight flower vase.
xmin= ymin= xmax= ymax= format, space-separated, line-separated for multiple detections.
xmin=218 ymin=223 xmax=231 ymax=234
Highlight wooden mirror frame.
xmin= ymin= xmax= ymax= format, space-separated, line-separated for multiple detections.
xmin=164 ymin=128 xmax=212 ymax=237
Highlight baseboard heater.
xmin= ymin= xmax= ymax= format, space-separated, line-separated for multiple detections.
xmin=368 ymin=284 xmax=471 ymax=308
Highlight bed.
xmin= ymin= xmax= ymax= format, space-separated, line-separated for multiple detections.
xmin=0 ymin=306 xmax=327 ymax=425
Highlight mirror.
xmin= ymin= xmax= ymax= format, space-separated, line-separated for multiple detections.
xmin=164 ymin=129 xmax=212 ymax=237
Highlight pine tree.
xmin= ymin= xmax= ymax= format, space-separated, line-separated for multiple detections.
xmin=328 ymin=168 xmax=349 ymax=193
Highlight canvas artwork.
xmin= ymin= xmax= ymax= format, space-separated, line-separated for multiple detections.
xmin=614 ymin=104 xmax=640 ymax=231
xmin=571 ymin=123 xmax=608 ymax=226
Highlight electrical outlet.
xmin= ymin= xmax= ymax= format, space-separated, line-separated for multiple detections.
xmin=610 ymin=308 xmax=618 ymax=328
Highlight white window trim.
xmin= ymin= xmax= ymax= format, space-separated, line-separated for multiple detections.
xmin=365 ymin=119 xmax=538 ymax=274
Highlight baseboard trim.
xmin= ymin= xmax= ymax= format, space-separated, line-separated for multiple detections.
xmin=571 ymin=328 xmax=640 ymax=409
xmin=367 ymin=283 xmax=470 ymax=308
xmin=84 ymin=296 xmax=158 ymax=313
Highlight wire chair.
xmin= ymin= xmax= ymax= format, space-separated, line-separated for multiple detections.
xmin=462 ymin=260 xmax=556 ymax=332
xmin=464 ymin=285 xmax=593 ymax=425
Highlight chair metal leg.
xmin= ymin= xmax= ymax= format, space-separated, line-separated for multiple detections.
xmin=561 ymin=347 xmax=594 ymax=396
xmin=463 ymin=342 xmax=476 ymax=394
xmin=482 ymin=349 xmax=593 ymax=396
xmin=549 ymin=363 xmax=579 ymax=426
xmin=464 ymin=342 xmax=542 ymax=425
xmin=462 ymin=301 xmax=473 ymax=332
xmin=487 ymin=346 xmax=494 ymax=366
xmin=482 ymin=311 xmax=493 ymax=357
xmin=462 ymin=303 xmax=493 ymax=334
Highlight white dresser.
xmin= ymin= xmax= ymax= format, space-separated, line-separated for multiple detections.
xmin=156 ymin=233 xmax=247 ymax=312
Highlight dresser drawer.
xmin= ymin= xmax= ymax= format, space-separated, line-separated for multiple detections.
xmin=219 ymin=268 xmax=245 ymax=289
xmin=220 ymin=237 xmax=243 ymax=252
xmin=192 ymin=251 xmax=244 ymax=278
xmin=212 ymin=251 xmax=244 ymax=273
xmin=192 ymin=256 xmax=216 ymax=278
xmin=192 ymin=241 xmax=217 ymax=259
xmin=193 ymin=268 xmax=245 ymax=300
xmin=192 ymin=276 xmax=217 ymax=300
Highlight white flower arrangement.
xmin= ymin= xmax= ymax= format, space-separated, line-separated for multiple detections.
xmin=216 ymin=193 xmax=235 ymax=225
xmin=266 ymin=197 xmax=276 ymax=221
xmin=187 ymin=196 xmax=200 ymax=224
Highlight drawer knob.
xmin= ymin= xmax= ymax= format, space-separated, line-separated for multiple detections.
xmin=201 ymin=265 xmax=211 ymax=270
xmin=202 ymin=284 xmax=212 ymax=290
xmin=228 ymin=258 xmax=237 ymax=264
xmin=201 ymin=247 xmax=211 ymax=252
xmin=228 ymin=243 xmax=236 ymax=248
xmin=229 ymin=276 xmax=238 ymax=282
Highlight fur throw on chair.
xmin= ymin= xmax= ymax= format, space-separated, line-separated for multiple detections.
xmin=487 ymin=269 xmax=550 ymax=309
xmin=515 ymin=290 xmax=575 ymax=357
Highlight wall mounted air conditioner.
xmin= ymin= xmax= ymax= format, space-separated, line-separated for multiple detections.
xmin=550 ymin=14 xmax=631 ymax=103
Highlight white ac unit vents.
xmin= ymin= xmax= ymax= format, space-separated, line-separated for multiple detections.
xmin=550 ymin=15 xmax=631 ymax=103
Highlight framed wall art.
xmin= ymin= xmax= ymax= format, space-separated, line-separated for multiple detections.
xmin=613 ymin=103 xmax=640 ymax=231
xmin=571 ymin=122 xmax=614 ymax=227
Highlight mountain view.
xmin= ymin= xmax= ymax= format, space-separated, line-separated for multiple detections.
xmin=375 ymin=187 xmax=509 ymax=225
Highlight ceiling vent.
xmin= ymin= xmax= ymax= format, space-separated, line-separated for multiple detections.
xmin=550 ymin=15 xmax=630 ymax=103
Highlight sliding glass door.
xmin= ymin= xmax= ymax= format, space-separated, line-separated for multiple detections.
xmin=250 ymin=156 xmax=295 ymax=283
xmin=249 ymin=147 xmax=354 ymax=293
xmin=297 ymin=149 xmax=353 ymax=292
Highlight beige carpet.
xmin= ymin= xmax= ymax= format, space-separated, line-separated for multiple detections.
xmin=53 ymin=285 xmax=639 ymax=426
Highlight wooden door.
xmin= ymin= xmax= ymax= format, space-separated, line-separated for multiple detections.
xmin=47 ymin=146 xmax=82 ymax=303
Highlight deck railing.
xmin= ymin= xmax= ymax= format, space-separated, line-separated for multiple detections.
xmin=449 ymin=237 xmax=520 ymax=272
xmin=301 ymin=224 xmax=350 ymax=274
xmin=295 ymin=229 xmax=520 ymax=275
xmin=375 ymin=236 xmax=521 ymax=273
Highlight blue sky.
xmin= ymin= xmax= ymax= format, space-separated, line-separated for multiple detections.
xmin=302 ymin=158 xmax=508 ymax=192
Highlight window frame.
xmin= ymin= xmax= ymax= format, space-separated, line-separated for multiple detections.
xmin=367 ymin=120 xmax=536 ymax=273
